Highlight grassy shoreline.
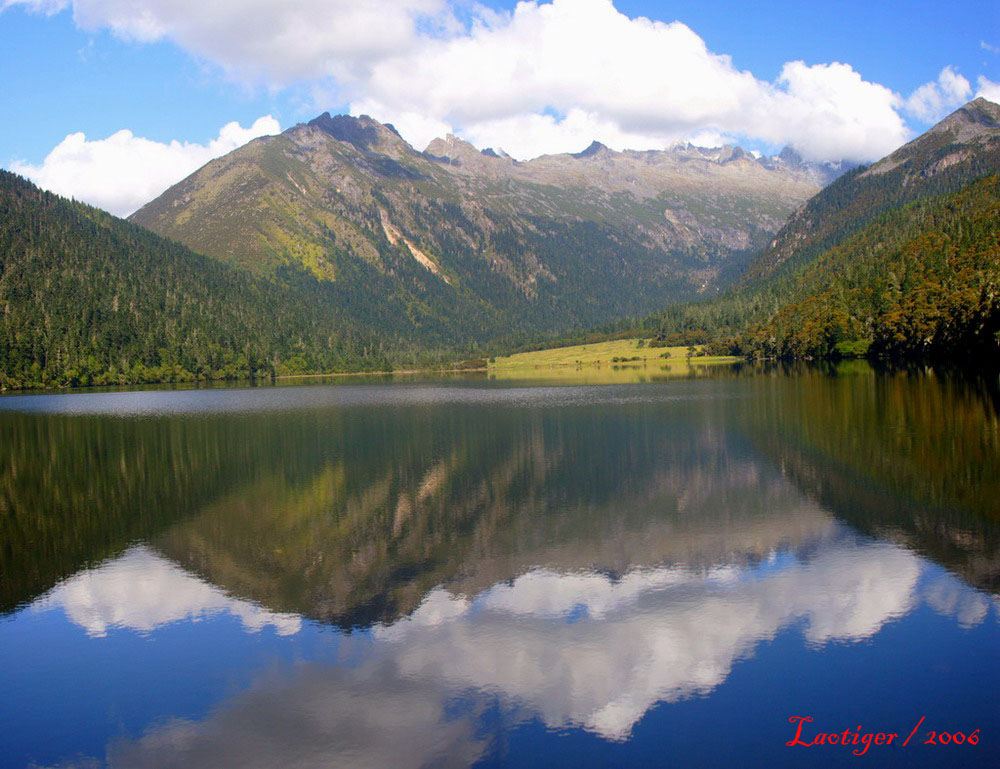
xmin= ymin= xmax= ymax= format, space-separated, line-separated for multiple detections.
xmin=489 ymin=338 xmax=740 ymax=370
xmin=0 ymin=339 xmax=744 ymax=394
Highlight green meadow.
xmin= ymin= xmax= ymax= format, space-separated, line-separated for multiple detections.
xmin=490 ymin=338 xmax=739 ymax=368
xmin=487 ymin=338 xmax=741 ymax=383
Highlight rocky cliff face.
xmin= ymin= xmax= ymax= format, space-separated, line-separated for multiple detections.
xmin=130 ymin=113 xmax=829 ymax=343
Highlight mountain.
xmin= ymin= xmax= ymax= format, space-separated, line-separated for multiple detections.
xmin=130 ymin=112 xmax=829 ymax=346
xmin=6 ymin=362 xmax=995 ymax=620
xmin=743 ymin=174 xmax=1000 ymax=359
xmin=756 ymin=145 xmax=851 ymax=186
xmin=654 ymin=98 xmax=1000 ymax=361
xmin=0 ymin=170 xmax=392 ymax=390
xmin=741 ymin=97 xmax=1000 ymax=286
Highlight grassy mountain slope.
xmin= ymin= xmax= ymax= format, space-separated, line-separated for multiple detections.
xmin=130 ymin=113 xmax=825 ymax=346
xmin=0 ymin=171 xmax=392 ymax=389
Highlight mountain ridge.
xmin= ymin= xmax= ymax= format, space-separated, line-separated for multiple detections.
xmin=741 ymin=97 xmax=1000 ymax=286
xmin=653 ymin=98 xmax=1000 ymax=362
xmin=129 ymin=111 xmax=838 ymax=346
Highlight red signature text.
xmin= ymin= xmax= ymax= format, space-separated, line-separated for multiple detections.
xmin=786 ymin=716 xmax=980 ymax=756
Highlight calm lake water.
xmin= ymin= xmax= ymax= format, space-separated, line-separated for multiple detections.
xmin=1 ymin=364 xmax=998 ymax=768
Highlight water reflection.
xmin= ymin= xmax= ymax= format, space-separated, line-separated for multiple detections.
xmin=376 ymin=535 xmax=919 ymax=740
xmin=108 ymin=658 xmax=491 ymax=769
xmin=740 ymin=366 xmax=1000 ymax=592
xmin=923 ymin=571 xmax=995 ymax=628
xmin=2 ymin=366 xmax=999 ymax=768
xmin=42 ymin=530 xmax=991 ymax=769
xmin=153 ymin=418 xmax=836 ymax=628
xmin=34 ymin=546 xmax=301 ymax=637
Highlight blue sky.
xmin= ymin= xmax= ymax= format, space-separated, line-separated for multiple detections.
xmin=2 ymin=0 xmax=998 ymax=215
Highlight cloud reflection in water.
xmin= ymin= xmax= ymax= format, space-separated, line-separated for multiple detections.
xmin=377 ymin=536 xmax=920 ymax=741
xmin=30 ymin=528 xmax=992 ymax=769
xmin=34 ymin=546 xmax=301 ymax=637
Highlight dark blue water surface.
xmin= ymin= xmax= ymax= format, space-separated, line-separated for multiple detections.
xmin=1 ymin=366 xmax=998 ymax=768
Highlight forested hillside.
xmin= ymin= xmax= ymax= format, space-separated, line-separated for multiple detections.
xmin=5 ymin=99 xmax=998 ymax=389
xmin=652 ymin=99 xmax=1000 ymax=363
xmin=741 ymin=97 xmax=1000 ymax=285
xmin=653 ymin=176 xmax=1000 ymax=361
xmin=0 ymin=171 xmax=393 ymax=389
xmin=743 ymin=176 xmax=1000 ymax=359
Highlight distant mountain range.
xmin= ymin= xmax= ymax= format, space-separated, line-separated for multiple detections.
xmin=129 ymin=113 xmax=836 ymax=345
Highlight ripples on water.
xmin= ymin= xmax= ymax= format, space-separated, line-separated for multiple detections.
xmin=1 ymin=365 xmax=997 ymax=768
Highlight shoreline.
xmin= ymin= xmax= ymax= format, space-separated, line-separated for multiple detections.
xmin=0 ymin=366 xmax=490 ymax=396
xmin=0 ymin=358 xmax=750 ymax=396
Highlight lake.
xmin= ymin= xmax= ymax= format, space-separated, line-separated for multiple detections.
xmin=1 ymin=363 xmax=998 ymax=768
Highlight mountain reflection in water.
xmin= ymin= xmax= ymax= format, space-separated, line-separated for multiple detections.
xmin=1 ymin=365 xmax=998 ymax=769
xmin=31 ymin=533 xmax=991 ymax=769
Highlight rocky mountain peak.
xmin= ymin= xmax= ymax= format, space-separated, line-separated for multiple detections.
xmin=424 ymin=133 xmax=490 ymax=163
xmin=571 ymin=141 xmax=612 ymax=159
xmin=864 ymin=97 xmax=1000 ymax=178
xmin=758 ymin=146 xmax=851 ymax=185
xmin=716 ymin=145 xmax=753 ymax=163
xmin=777 ymin=146 xmax=804 ymax=165
xmin=131 ymin=108 xmax=829 ymax=335
xmin=928 ymin=96 xmax=1000 ymax=141
xmin=423 ymin=134 xmax=515 ymax=173
xmin=307 ymin=113 xmax=408 ymax=153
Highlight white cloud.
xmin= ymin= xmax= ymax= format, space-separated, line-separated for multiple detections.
xmin=349 ymin=0 xmax=909 ymax=162
xmin=10 ymin=115 xmax=279 ymax=216
xmin=377 ymin=539 xmax=920 ymax=739
xmin=35 ymin=545 xmax=301 ymax=636
xmin=7 ymin=0 xmax=916 ymax=164
xmin=3 ymin=0 xmax=450 ymax=82
xmin=13 ymin=0 xmax=995 ymax=202
xmin=977 ymin=76 xmax=1000 ymax=103
xmin=748 ymin=60 xmax=909 ymax=162
xmin=905 ymin=66 xmax=973 ymax=122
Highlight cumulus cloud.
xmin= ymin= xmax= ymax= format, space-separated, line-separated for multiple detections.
xmin=904 ymin=66 xmax=973 ymax=122
xmin=3 ymin=0 xmax=451 ymax=82
xmin=7 ymin=0 xmax=919 ymax=164
xmin=753 ymin=60 xmax=908 ymax=161
xmin=377 ymin=539 xmax=921 ymax=739
xmin=977 ymin=76 xmax=1000 ymax=103
xmin=94 ymin=533 xmax=931 ymax=768
xmin=10 ymin=115 xmax=279 ymax=215
xmin=35 ymin=545 xmax=301 ymax=636
xmin=350 ymin=0 xmax=909 ymax=161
